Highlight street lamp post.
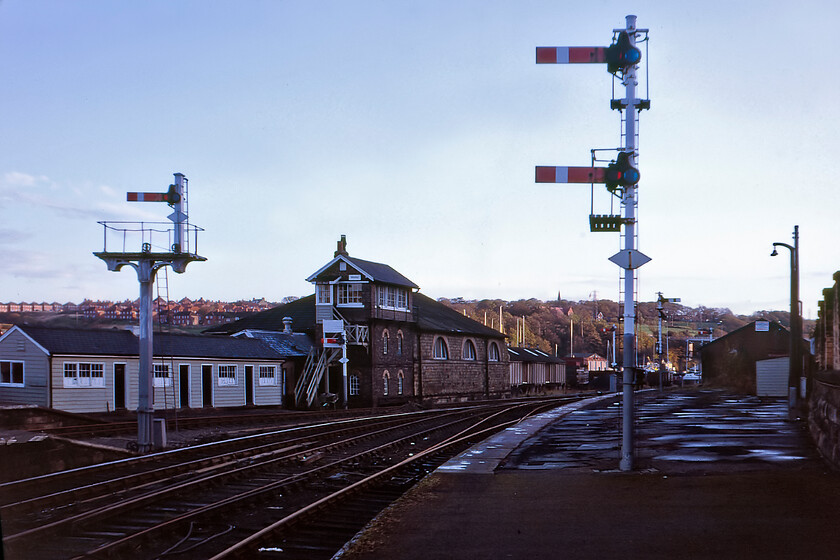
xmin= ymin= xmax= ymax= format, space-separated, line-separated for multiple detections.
xmin=771 ymin=225 xmax=801 ymax=417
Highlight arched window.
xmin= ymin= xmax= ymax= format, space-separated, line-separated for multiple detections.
xmin=382 ymin=330 xmax=389 ymax=355
xmin=349 ymin=374 xmax=360 ymax=396
xmin=488 ymin=341 xmax=501 ymax=362
xmin=433 ymin=337 xmax=449 ymax=360
xmin=397 ymin=331 xmax=404 ymax=356
xmin=383 ymin=370 xmax=390 ymax=396
xmin=463 ymin=339 xmax=477 ymax=361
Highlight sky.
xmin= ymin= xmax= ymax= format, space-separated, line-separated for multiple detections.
xmin=1 ymin=0 xmax=838 ymax=318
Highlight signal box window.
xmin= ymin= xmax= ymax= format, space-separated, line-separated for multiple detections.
xmin=337 ymin=283 xmax=363 ymax=306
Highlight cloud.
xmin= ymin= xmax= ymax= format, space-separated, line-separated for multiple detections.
xmin=0 ymin=228 xmax=31 ymax=244
xmin=0 ymin=171 xmax=154 ymax=221
xmin=2 ymin=171 xmax=51 ymax=189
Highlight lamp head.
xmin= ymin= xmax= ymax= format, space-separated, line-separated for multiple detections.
xmin=770 ymin=248 xmax=778 ymax=257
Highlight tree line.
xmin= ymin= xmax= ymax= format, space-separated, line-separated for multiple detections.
xmin=438 ymin=297 xmax=811 ymax=371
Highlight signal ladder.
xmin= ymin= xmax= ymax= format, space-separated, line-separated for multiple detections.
xmin=155 ymin=265 xmax=179 ymax=413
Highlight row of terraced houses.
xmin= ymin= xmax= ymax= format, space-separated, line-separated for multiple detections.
xmin=0 ymin=298 xmax=278 ymax=327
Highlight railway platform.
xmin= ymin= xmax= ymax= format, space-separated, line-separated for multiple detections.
xmin=340 ymin=389 xmax=840 ymax=559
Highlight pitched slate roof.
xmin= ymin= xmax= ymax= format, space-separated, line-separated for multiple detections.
xmin=414 ymin=293 xmax=506 ymax=339
xmin=14 ymin=325 xmax=290 ymax=360
xmin=306 ymin=255 xmax=419 ymax=289
xmin=232 ymin=330 xmax=314 ymax=357
xmin=507 ymin=346 xmax=564 ymax=363
xmin=203 ymin=295 xmax=317 ymax=335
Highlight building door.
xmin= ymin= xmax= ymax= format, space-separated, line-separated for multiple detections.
xmin=114 ymin=364 xmax=126 ymax=409
xmin=756 ymin=357 xmax=788 ymax=397
xmin=179 ymin=364 xmax=190 ymax=408
xmin=245 ymin=365 xmax=254 ymax=405
xmin=202 ymin=365 xmax=213 ymax=407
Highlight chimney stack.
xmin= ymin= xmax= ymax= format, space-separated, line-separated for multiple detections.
xmin=335 ymin=234 xmax=348 ymax=257
xmin=282 ymin=316 xmax=293 ymax=334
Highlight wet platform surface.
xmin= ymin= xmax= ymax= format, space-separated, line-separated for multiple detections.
xmin=342 ymin=389 xmax=840 ymax=560
xmin=503 ymin=389 xmax=817 ymax=474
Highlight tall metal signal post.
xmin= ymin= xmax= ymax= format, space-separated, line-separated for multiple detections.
xmin=536 ymin=15 xmax=650 ymax=471
xmin=94 ymin=172 xmax=205 ymax=453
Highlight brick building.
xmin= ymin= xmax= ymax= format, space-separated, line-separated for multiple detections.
xmin=207 ymin=236 xmax=509 ymax=408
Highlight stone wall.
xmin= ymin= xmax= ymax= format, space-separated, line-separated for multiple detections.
xmin=809 ymin=371 xmax=840 ymax=470
xmin=815 ymin=271 xmax=840 ymax=371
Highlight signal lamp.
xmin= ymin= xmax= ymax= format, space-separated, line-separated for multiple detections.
xmin=163 ymin=184 xmax=181 ymax=205
xmin=605 ymin=31 xmax=641 ymax=74
xmin=605 ymin=152 xmax=640 ymax=193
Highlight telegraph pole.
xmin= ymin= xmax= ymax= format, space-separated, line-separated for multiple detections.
xmin=656 ymin=292 xmax=680 ymax=390
xmin=536 ymin=15 xmax=650 ymax=471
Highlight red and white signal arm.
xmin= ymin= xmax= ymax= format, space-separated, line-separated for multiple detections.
xmin=322 ymin=336 xmax=342 ymax=347
xmin=536 ymin=47 xmax=606 ymax=64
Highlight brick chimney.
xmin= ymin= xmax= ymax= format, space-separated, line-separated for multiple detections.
xmin=335 ymin=234 xmax=349 ymax=257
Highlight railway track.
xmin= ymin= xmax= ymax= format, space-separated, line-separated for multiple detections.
xmin=36 ymin=407 xmax=381 ymax=439
xmin=2 ymin=397 xmax=577 ymax=559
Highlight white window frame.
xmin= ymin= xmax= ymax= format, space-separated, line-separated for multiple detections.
xmin=218 ymin=364 xmax=237 ymax=386
xmin=349 ymin=374 xmax=360 ymax=396
xmin=258 ymin=365 xmax=277 ymax=386
xmin=489 ymin=341 xmax=501 ymax=362
xmin=397 ymin=370 xmax=404 ymax=395
xmin=383 ymin=370 xmax=390 ymax=396
xmin=154 ymin=363 xmax=172 ymax=387
xmin=63 ymin=361 xmax=104 ymax=388
xmin=336 ymin=283 xmax=364 ymax=307
xmin=433 ymin=337 xmax=449 ymax=360
xmin=377 ymin=286 xmax=410 ymax=311
xmin=316 ymin=284 xmax=332 ymax=305
xmin=0 ymin=360 xmax=24 ymax=386
xmin=463 ymin=339 xmax=477 ymax=361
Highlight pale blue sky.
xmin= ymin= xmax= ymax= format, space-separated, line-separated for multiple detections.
xmin=1 ymin=0 xmax=837 ymax=317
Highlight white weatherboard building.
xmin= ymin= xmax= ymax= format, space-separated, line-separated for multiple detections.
xmin=0 ymin=325 xmax=306 ymax=413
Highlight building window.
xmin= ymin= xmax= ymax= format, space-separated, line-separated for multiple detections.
xmin=377 ymin=286 xmax=409 ymax=311
xmin=489 ymin=341 xmax=501 ymax=362
xmin=397 ymin=331 xmax=404 ymax=356
xmin=218 ymin=365 xmax=237 ymax=386
xmin=259 ymin=365 xmax=277 ymax=386
xmin=337 ymin=283 xmax=363 ymax=306
xmin=433 ymin=337 xmax=449 ymax=360
xmin=63 ymin=362 xmax=104 ymax=388
xmin=463 ymin=340 xmax=477 ymax=361
xmin=0 ymin=361 xmax=23 ymax=386
xmin=397 ymin=370 xmax=404 ymax=395
xmin=350 ymin=374 xmax=360 ymax=396
xmin=383 ymin=330 xmax=389 ymax=355
xmin=154 ymin=363 xmax=172 ymax=387
xmin=383 ymin=371 xmax=390 ymax=396
xmin=316 ymin=284 xmax=332 ymax=305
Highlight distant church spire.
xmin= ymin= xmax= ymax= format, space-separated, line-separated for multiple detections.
xmin=335 ymin=234 xmax=349 ymax=257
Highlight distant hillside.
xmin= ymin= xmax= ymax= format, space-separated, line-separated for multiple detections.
xmin=436 ymin=297 xmax=815 ymax=370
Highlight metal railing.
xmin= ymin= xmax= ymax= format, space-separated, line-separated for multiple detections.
xmin=97 ymin=221 xmax=204 ymax=256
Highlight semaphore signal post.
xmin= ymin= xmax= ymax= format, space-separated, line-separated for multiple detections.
xmin=94 ymin=172 xmax=205 ymax=453
xmin=536 ymin=15 xmax=650 ymax=471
